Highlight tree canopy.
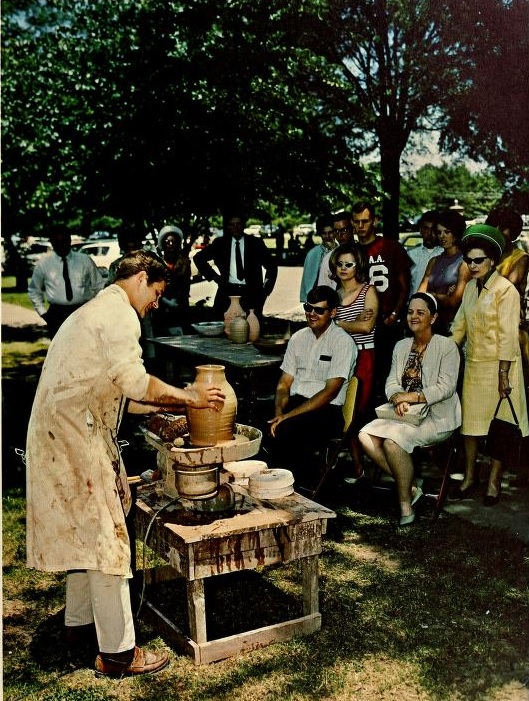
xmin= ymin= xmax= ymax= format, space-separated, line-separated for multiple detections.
xmin=2 ymin=0 xmax=527 ymax=238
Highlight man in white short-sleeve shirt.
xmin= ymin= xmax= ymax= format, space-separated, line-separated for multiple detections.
xmin=268 ymin=285 xmax=357 ymax=488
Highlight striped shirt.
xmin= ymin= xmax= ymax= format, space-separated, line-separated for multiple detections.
xmin=335 ymin=283 xmax=375 ymax=348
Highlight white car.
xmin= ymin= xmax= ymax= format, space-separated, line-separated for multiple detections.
xmin=78 ymin=240 xmax=122 ymax=276
xmin=244 ymin=224 xmax=263 ymax=236
xmin=294 ymin=223 xmax=315 ymax=236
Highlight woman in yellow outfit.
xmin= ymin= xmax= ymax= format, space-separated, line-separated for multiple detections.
xmin=450 ymin=224 xmax=529 ymax=506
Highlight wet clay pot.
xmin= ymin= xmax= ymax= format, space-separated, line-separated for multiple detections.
xmin=186 ymin=364 xmax=237 ymax=446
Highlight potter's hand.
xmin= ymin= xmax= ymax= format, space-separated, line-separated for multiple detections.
xmin=185 ymin=385 xmax=225 ymax=410
xmin=268 ymin=415 xmax=285 ymax=437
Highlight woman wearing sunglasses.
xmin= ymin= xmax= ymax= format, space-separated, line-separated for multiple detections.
xmin=450 ymin=225 xmax=528 ymax=505
xmin=359 ymin=293 xmax=461 ymax=525
xmin=329 ymin=242 xmax=378 ymax=482
xmin=418 ymin=210 xmax=472 ymax=335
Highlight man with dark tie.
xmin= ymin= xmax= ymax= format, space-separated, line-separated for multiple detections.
xmin=194 ymin=209 xmax=278 ymax=319
xmin=28 ymin=227 xmax=104 ymax=337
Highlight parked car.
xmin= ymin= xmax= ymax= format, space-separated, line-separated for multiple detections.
xmin=88 ymin=230 xmax=117 ymax=241
xmin=23 ymin=239 xmax=54 ymax=271
xmin=399 ymin=233 xmax=422 ymax=249
xmin=294 ymin=223 xmax=315 ymax=236
xmin=78 ymin=240 xmax=121 ymax=277
xmin=244 ymin=224 xmax=263 ymax=236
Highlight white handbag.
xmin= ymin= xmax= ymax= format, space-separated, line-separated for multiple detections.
xmin=375 ymin=402 xmax=429 ymax=426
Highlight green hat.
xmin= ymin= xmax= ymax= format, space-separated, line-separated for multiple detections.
xmin=461 ymin=224 xmax=505 ymax=258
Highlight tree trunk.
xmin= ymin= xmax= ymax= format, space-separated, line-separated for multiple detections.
xmin=379 ymin=138 xmax=402 ymax=240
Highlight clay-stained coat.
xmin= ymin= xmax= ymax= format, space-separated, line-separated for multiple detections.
xmin=26 ymin=285 xmax=150 ymax=576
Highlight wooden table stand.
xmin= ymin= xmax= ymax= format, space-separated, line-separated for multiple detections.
xmin=134 ymin=490 xmax=335 ymax=664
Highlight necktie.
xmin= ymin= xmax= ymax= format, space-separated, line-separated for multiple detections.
xmin=62 ymin=256 xmax=73 ymax=301
xmin=235 ymin=239 xmax=244 ymax=281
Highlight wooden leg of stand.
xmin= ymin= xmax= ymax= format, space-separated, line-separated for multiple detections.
xmin=187 ymin=579 xmax=207 ymax=644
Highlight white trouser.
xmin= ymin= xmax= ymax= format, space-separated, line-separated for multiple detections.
xmin=65 ymin=570 xmax=135 ymax=654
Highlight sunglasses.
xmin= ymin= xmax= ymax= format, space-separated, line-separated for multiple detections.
xmin=303 ymin=303 xmax=329 ymax=315
xmin=463 ymin=255 xmax=488 ymax=265
xmin=336 ymin=261 xmax=356 ymax=269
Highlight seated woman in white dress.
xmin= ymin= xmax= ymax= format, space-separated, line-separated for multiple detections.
xmin=359 ymin=293 xmax=461 ymax=526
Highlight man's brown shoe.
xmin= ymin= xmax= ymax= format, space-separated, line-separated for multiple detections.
xmin=95 ymin=646 xmax=169 ymax=677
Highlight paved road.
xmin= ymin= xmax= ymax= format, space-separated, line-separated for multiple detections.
xmin=190 ymin=265 xmax=306 ymax=321
xmin=1 ymin=302 xmax=45 ymax=327
xmin=1 ymin=266 xmax=306 ymax=329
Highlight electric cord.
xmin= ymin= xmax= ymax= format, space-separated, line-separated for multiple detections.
xmin=136 ymin=495 xmax=179 ymax=617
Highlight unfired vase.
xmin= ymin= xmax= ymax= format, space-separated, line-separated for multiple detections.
xmin=224 ymin=295 xmax=245 ymax=338
xmin=230 ymin=315 xmax=250 ymax=343
xmin=186 ymin=364 xmax=237 ymax=446
xmin=246 ymin=309 xmax=260 ymax=342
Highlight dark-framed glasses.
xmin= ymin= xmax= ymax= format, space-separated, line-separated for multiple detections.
xmin=463 ymin=255 xmax=488 ymax=265
xmin=336 ymin=261 xmax=356 ymax=269
xmin=303 ymin=303 xmax=329 ymax=315
xmin=333 ymin=226 xmax=353 ymax=234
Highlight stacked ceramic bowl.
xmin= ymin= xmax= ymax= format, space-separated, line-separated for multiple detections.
xmin=223 ymin=460 xmax=268 ymax=487
xmin=248 ymin=468 xmax=295 ymax=499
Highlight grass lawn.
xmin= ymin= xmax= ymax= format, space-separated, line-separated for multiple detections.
xmin=2 ymin=290 xmax=529 ymax=701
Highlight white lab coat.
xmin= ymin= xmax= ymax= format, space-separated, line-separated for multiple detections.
xmin=26 ymin=285 xmax=149 ymax=576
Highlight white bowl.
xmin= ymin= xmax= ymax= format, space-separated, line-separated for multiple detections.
xmin=191 ymin=322 xmax=225 ymax=337
xmin=224 ymin=460 xmax=268 ymax=482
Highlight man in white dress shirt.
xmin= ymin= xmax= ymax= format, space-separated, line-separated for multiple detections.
xmin=28 ymin=227 xmax=104 ymax=337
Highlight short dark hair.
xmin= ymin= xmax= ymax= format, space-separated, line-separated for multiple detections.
xmin=352 ymin=201 xmax=376 ymax=218
xmin=332 ymin=211 xmax=352 ymax=225
xmin=316 ymin=214 xmax=335 ymax=233
xmin=222 ymin=210 xmax=247 ymax=228
xmin=486 ymin=208 xmax=523 ymax=241
xmin=418 ymin=210 xmax=439 ymax=227
xmin=329 ymin=242 xmax=369 ymax=283
xmin=306 ymin=285 xmax=340 ymax=310
xmin=113 ymin=250 xmax=167 ymax=284
xmin=437 ymin=210 xmax=466 ymax=242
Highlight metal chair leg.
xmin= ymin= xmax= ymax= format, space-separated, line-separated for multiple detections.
xmin=432 ymin=435 xmax=461 ymax=521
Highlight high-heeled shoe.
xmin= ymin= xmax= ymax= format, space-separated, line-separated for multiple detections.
xmin=483 ymin=483 xmax=501 ymax=507
xmin=411 ymin=486 xmax=423 ymax=506
xmin=399 ymin=511 xmax=415 ymax=526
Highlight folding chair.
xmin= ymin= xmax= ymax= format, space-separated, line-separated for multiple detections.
xmin=419 ymin=430 xmax=462 ymax=521
xmin=311 ymin=376 xmax=359 ymax=501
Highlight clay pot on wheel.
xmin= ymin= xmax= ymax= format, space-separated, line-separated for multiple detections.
xmin=186 ymin=364 xmax=237 ymax=446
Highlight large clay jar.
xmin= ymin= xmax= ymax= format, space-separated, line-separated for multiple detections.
xmin=186 ymin=364 xmax=237 ymax=446
xmin=224 ymin=295 xmax=245 ymax=338
xmin=230 ymin=315 xmax=249 ymax=343
xmin=246 ymin=308 xmax=260 ymax=342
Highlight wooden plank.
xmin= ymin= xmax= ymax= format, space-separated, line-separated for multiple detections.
xmin=142 ymin=600 xmax=200 ymax=663
xmin=196 ymin=613 xmax=322 ymax=664
xmin=135 ymin=491 xmax=335 ymax=546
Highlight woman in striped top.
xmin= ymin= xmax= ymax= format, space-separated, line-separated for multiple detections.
xmin=330 ymin=243 xmax=379 ymax=482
